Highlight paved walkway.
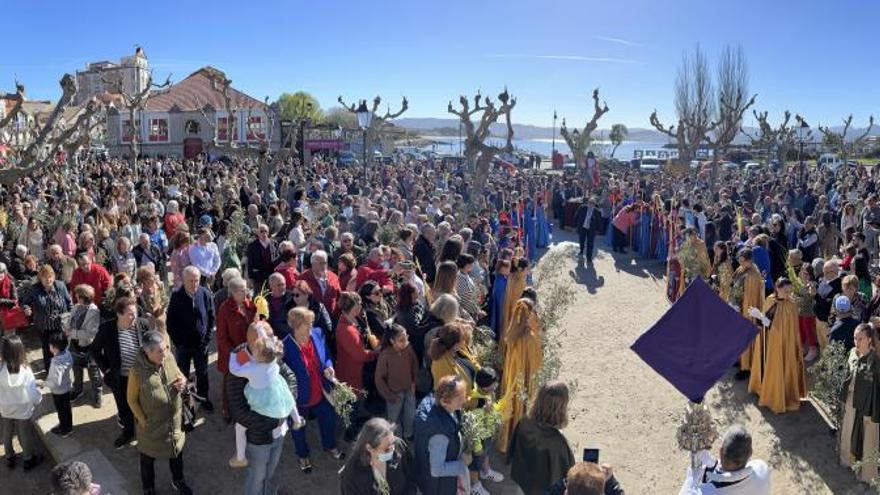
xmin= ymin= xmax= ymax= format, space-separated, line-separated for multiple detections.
xmin=548 ymin=229 xmax=874 ymax=494
xmin=4 ymin=229 xmax=876 ymax=494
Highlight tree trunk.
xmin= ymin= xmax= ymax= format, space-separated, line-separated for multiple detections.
xmin=259 ymin=158 xmax=273 ymax=201
xmin=471 ymin=153 xmax=493 ymax=213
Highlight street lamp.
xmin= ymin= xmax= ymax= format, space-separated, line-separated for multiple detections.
xmin=355 ymin=100 xmax=373 ymax=181
xmin=795 ymin=118 xmax=810 ymax=183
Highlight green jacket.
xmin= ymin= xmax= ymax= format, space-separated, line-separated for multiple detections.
xmin=128 ymin=351 xmax=185 ymax=459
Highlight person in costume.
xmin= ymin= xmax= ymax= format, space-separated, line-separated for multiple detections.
xmin=676 ymin=227 xmax=711 ymax=290
xmin=488 ymin=259 xmax=511 ymax=338
xmin=501 ymin=258 xmax=529 ymax=351
xmin=535 ymin=195 xmax=551 ymax=249
xmin=731 ymin=248 xmax=765 ymax=381
xmin=839 ymin=323 xmax=880 ymax=483
xmin=710 ymin=241 xmax=733 ymax=302
xmin=497 ymin=289 xmax=543 ymax=454
xmin=523 ymin=198 xmax=537 ymax=262
xmin=748 ymin=278 xmax=806 ymax=413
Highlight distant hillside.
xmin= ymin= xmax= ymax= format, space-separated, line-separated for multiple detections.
xmin=394 ymin=118 xmax=880 ymax=145
xmin=395 ymin=117 xmax=670 ymax=142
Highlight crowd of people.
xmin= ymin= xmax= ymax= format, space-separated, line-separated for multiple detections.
xmin=0 ymin=152 xmax=623 ymax=495
xmin=2 ymin=146 xmax=880 ymax=494
xmin=595 ymin=158 xmax=880 ymax=489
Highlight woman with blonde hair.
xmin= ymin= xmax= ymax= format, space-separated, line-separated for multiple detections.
xmin=497 ymin=288 xmax=543 ymax=453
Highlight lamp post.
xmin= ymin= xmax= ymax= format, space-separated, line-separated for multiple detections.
xmin=355 ymin=100 xmax=373 ymax=181
xmin=796 ymin=118 xmax=810 ymax=184
xmin=551 ymin=110 xmax=557 ymax=168
xmin=298 ymin=101 xmax=313 ymax=168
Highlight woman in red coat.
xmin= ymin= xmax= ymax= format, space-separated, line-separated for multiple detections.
xmin=335 ymin=291 xmax=378 ymax=439
xmin=335 ymin=292 xmax=378 ymax=391
xmin=216 ymin=276 xmax=256 ymax=420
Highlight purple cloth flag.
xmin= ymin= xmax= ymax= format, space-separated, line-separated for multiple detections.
xmin=631 ymin=277 xmax=758 ymax=402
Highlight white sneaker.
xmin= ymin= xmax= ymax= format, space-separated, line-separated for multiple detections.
xmin=471 ymin=482 xmax=491 ymax=495
xmin=480 ymin=468 xmax=504 ymax=483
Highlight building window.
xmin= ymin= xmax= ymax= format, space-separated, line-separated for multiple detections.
xmin=121 ymin=119 xmax=134 ymax=143
xmin=217 ymin=116 xmax=238 ymax=142
xmin=247 ymin=116 xmax=265 ymax=141
xmin=185 ymin=119 xmax=201 ymax=135
xmin=148 ymin=118 xmax=168 ymax=142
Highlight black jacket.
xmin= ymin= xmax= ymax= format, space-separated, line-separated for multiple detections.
xmin=226 ymin=356 xmax=297 ymax=446
xmin=574 ymin=205 xmax=603 ymax=233
xmin=414 ymin=236 xmax=437 ymax=284
xmin=91 ymin=317 xmax=151 ymax=389
xmin=340 ymin=449 xmax=417 ymax=495
xmin=246 ymin=239 xmax=279 ymax=285
xmin=167 ymin=286 xmax=216 ymax=348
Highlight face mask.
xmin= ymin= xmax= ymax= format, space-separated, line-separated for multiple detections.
xmin=378 ymin=447 xmax=394 ymax=463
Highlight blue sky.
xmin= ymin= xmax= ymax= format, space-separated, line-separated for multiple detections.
xmin=3 ymin=0 xmax=878 ymax=130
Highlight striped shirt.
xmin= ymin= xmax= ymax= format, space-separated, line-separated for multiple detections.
xmin=456 ymin=271 xmax=481 ymax=319
xmin=118 ymin=327 xmax=141 ymax=376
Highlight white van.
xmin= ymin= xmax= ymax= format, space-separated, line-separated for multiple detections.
xmin=819 ymin=153 xmax=844 ymax=173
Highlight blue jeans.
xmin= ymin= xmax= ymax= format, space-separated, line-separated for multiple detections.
xmin=243 ymin=435 xmax=284 ymax=495
xmin=175 ymin=344 xmax=210 ymax=399
xmin=292 ymin=398 xmax=337 ymax=458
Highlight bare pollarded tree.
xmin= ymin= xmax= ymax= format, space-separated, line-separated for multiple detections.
xmin=559 ymin=88 xmax=610 ymax=167
xmin=103 ymin=71 xmax=171 ymax=172
xmin=744 ymin=110 xmax=810 ymax=165
xmin=447 ymin=88 xmax=516 ymax=209
xmin=0 ymin=75 xmax=104 ymax=185
xmin=197 ymin=69 xmax=294 ymax=198
xmin=650 ymin=45 xmax=756 ymax=174
xmin=818 ymin=114 xmax=875 ymax=165
xmin=337 ymin=95 xmax=408 ymax=171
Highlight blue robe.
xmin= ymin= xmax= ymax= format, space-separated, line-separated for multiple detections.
xmin=489 ymin=274 xmax=508 ymax=338
xmin=524 ymin=204 xmax=537 ymax=262
xmin=536 ymin=205 xmax=551 ymax=248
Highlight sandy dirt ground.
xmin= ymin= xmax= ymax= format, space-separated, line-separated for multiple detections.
xmin=2 ymin=230 xmax=878 ymax=494
xmin=549 ymin=230 xmax=876 ymax=495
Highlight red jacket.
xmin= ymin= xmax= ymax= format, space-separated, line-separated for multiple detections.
xmin=335 ymin=319 xmax=376 ymax=391
xmin=216 ymin=298 xmax=256 ymax=374
xmin=299 ymin=269 xmax=341 ymax=317
xmin=164 ymin=212 xmax=186 ymax=239
xmin=274 ymin=264 xmax=299 ymax=290
xmin=69 ymin=264 xmax=112 ymax=305
xmin=353 ymin=261 xmax=393 ymax=292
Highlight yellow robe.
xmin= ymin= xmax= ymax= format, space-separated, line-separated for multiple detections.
xmin=713 ymin=260 xmax=733 ymax=302
xmin=501 ymin=270 xmax=528 ymax=352
xmin=736 ymin=265 xmax=765 ymax=371
xmin=754 ymin=295 xmax=807 ymax=413
xmin=497 ymin=300 xmax=543 ymax=454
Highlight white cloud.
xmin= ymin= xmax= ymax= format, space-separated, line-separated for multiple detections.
xmin=594 ymin=36 xmax=644 ymax=48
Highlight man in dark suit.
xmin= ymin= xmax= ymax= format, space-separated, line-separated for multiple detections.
xmin=574 ymin=197 xmax=603 ymax=264
xmin=246 ymin=224 xmax=279 ymax=292
xmin=167 ymin=266 xmax=216 ymax=411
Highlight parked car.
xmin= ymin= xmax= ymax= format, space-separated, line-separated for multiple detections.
xmin=338 ymin=151 xmax=356 ymax=166
xmin=744 ymin=162 xmax=762 ymax=172
xmin=721 ymin=161 xmax=739 ymax=171
xmin=638 ymin=157 xmax=663 ymax=173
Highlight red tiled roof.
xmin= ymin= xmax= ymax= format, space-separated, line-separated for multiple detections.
xmin=144 ymin=66 xmax=265 ymax=112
